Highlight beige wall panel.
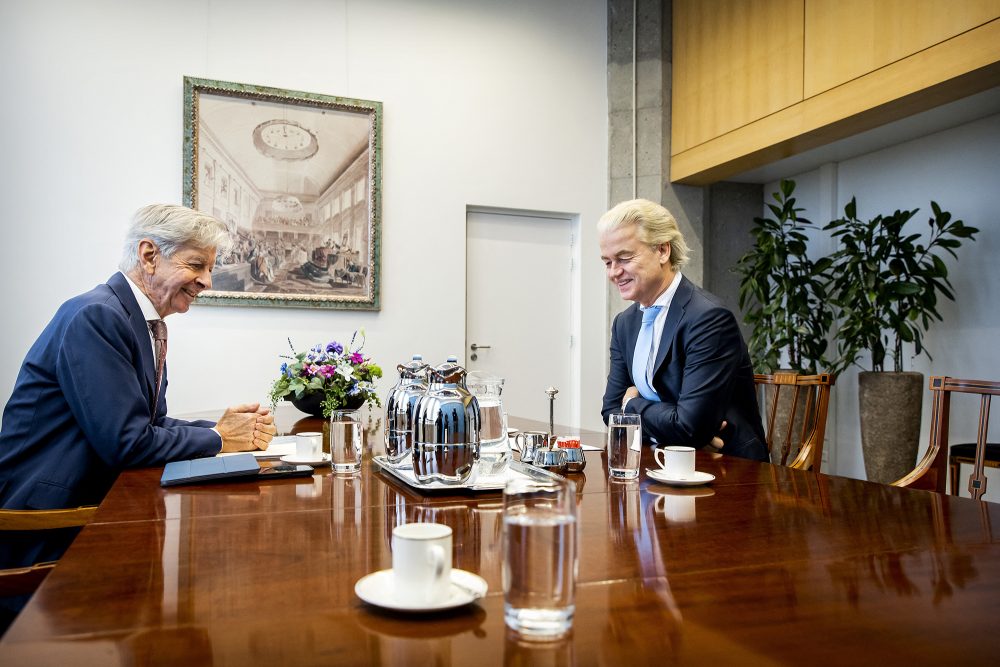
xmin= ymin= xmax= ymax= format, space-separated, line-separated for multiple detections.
xmin=670 ymin=18 xmax=1000 ymax=184
xmin=805 ymin=0 xmax=1000 ymax=97
xmin=672 ymin=0 xmax=804 ymax=155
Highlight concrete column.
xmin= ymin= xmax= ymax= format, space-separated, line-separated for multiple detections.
xmin=607 ymin=0 xmax=760 ymax=329
xmin=607 ymin=0 xmax=703 ymax=293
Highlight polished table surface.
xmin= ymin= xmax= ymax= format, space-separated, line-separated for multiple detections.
xmin=1 ymin=406 xmax=998 ymax=665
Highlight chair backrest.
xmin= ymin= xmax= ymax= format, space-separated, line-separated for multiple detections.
xmin=754 ymin=372 xmax=835 ymax=470
xmin=0 ymin=506 xmax=97 ymax=597
xmin=893 ymin=377 xmax=999 ymax=500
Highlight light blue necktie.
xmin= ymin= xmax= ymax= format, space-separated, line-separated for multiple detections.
xmin=632 ymin=305 xmax=662 ymax=401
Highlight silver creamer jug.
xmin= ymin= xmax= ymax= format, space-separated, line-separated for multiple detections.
xmin=412 ymin=359 xmax=481 ymax=484
xmin=384 ymin=354 xmax=428 ymax=466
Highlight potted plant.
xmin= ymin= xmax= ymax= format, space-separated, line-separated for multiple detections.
xmin=736 ymin=179 xmax=836 ymax=374
xmin=824 ymin=198 xmax=978 ymax=483
xmin=735 ymin=180 xmax=839 ymax=465
xmin=269 ymin=331 xmax=383 ymax=418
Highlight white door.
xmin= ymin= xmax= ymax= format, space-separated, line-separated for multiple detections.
xmin=466 ymin=209 xmax=576 ymax=428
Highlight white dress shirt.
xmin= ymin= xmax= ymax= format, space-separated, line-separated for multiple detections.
xmin=121 ymin=271 xmax=160 ymax=360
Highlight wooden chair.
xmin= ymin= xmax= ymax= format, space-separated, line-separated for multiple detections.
xmin=754 ymin=372 xmax=835 ymax=471
xmin=894 ymin=377 xmax=999 ymax=500
xmin=0 ymin=506 xmax=97 ymax=597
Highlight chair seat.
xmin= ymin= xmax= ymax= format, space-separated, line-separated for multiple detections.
xmin=950 ymin=442 xmax=1000 ymax=461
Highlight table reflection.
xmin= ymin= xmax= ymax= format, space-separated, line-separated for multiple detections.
xmin=358 ymin=606 xmax=487 ymax=667
xmin=503 ymin=627 xmax=574 ymax=667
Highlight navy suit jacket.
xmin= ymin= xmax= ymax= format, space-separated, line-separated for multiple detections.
xmin=0 ymin=272 xmax=220 ymax=511
xmin=601 ymin=276 xmax=768 ymax=462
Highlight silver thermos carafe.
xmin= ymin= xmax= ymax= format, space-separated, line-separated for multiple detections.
xmin=384 ymin=354 xmax=428 ymax=466
xmin=412 ymin=358 xmax=481 ymax=484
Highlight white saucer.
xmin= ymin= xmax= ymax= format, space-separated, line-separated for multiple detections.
xmin=355 ymin=569 xmax=488 ymax=612
xmin=280 ymin=454 xmax=329 ymax=467
xmin=646 ymin=468 xmax=715 ymax=487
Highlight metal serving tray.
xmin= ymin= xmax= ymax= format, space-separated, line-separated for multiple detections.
xmin=371 ymin=456 xmax=560 ymax=493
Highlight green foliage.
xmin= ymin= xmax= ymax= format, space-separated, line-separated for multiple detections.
xmin=736 ymin=179 xmax=835 ymax=373
xmin=823 ymin=199 xmax=979 ymax=373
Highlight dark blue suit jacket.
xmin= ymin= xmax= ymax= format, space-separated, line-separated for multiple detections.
xmin=0 ymin=272 xmax=221 ymax=511
xmin=601 ymin=276 xmax=768 ymax=462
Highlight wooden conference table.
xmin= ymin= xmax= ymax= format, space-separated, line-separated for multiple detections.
xmin=1 ymin=406 xmax=998 ymax=665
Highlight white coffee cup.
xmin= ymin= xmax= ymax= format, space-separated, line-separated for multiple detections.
xmin=295 ymin=431 xmax=322 ymax=459
xmin=295 ymin=475 xmax=323 ymax=499
xmin=391 ymin=522 xmax=452 ymax=605
xmin=654 ymin=446 xmax=696 ymax=479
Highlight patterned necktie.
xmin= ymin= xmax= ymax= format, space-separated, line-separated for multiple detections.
xmin=148 ymin=319 xmax=168 ymax=420
xmin=631 ymin=305 xmax=662 ymax=401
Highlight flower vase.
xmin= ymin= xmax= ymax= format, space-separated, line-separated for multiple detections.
xmin=290 ymin=392 xmax=366 ymax=418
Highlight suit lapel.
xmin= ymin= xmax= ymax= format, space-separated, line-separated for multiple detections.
xmin=107 ymin=273 xmax=157 ymax=399
xmin=652 ymin=276 xmax=693 ymax=374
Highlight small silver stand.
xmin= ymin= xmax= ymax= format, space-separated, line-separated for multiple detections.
xmin=545 ymin=386 xmax=559 ymax=438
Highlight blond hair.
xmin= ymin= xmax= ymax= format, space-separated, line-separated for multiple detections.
xmin=597 ymin=198 xmax=690 ymax=270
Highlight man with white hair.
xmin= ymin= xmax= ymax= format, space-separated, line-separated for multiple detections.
xmin=599 ymin=199 xmax=768 ymax=461
xmin=0 ymin=205 xmax=276 ymax=606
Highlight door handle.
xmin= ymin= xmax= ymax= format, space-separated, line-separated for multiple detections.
xmin=470 ymin=343 xmax=491 ymax=361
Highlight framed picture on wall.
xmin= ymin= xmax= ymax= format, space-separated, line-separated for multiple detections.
xmin=182 ymin=76 xmax=382 ymax=310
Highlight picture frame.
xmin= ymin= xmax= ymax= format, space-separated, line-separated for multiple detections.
xmin=182 ymin=76 xmax=382 ymax=310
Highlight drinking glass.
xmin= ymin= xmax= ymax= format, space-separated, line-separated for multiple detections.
xmin=607 ymin=413 xmax=641 ymax=479
xmin=502 ymin=475 xmax=578 ymax=638
xmin=330 ymin=409 xmax=362 ymax=474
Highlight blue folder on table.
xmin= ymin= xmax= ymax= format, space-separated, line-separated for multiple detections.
xmin=160 ymin=453 xmax=261 ymax=487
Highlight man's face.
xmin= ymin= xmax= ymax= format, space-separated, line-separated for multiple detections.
xmin=144 ymin=245 xmax=217 ymax=317
xmin=599 ymin=224 xmax=673 ymax=307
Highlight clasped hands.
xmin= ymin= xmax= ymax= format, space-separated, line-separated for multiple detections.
xmin=216 ymin=403 xmax=278 ymax=452
xmin=622 ymin=385 xmax=726 ymax=452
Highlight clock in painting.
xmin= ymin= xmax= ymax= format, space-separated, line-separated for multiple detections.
xmin=252 ymin=119 xmax=319 ymax=160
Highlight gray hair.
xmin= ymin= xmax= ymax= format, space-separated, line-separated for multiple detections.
xmin=597 ymin=198 xmax=691 ymax=270
xmin=119 ymin=205 xmax=232 ymax=273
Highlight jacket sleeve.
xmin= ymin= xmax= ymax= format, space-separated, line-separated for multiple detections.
xmin=601 ymin=311 xmax=634 ymax=425
xmin=626 ymin=306 xmax=742 ymax=446
xmin=55 ymin=303 xmax=221 ymax=468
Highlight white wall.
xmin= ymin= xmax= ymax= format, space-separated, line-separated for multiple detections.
xmin=766 ymin=113 xmax=1000 ymax=495
xmin=0 ymin=0 xmax=610 ymax=430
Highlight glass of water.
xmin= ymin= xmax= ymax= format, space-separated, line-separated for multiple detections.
xmin=330 ymin=409 xmax=362 ymax=474
xmin=502 ymin=475 xmax=578 ymax=638
xmin=607 ymin=412 xmax=642 ymax=479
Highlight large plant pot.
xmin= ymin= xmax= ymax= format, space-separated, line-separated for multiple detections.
xmin=858 ymin=371 xmax=923 ymax=484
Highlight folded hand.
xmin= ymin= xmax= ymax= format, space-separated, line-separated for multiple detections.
xmin=708 ymin=420 xmax=728 ymax=452
xmin=217 ymin=403 xmax=278 ymax=452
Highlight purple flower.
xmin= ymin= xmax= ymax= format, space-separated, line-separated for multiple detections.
xmin=326 ymin=341 xmax=343 ymax=355
xmin=350 ymin=352 xmax=364 ymax=365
